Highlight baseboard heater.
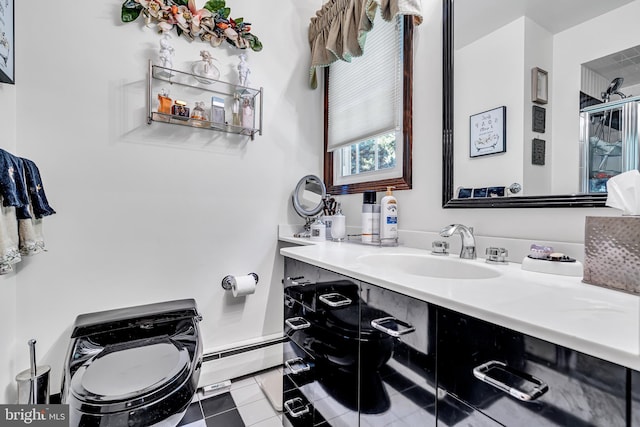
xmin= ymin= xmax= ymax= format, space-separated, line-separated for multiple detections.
xmin=202 ymin=336 xmax=287 ymax=362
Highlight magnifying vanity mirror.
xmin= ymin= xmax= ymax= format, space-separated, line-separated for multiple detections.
xmin=442 ymin=0 xmax=640 ymax=208
xmin=292 ymin=175 xmax=327 ymax=230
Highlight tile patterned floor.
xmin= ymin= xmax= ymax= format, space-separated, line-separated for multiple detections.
xmin=178 ymin=368 xmax=282 ymax=427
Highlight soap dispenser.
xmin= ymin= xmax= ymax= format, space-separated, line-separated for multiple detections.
xmin=380 ymin=186 xmax=398 ymax=241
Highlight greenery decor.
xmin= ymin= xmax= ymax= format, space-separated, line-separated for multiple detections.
xmin=121 ymin=0 xmax=262 ymax=52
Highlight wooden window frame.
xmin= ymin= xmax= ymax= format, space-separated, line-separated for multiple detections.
xmin=323 ymin=15 xmax=414 ymax=195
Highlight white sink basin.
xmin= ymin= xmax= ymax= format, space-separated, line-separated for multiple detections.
xmin=357 ymin=253 xmax=502 ymax=279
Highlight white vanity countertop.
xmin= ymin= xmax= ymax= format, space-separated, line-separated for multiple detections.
xmin=280 ymin=239 xmax=640 ymax=370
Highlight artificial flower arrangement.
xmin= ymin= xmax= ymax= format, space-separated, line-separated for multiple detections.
xmin=121 ymin=0 xmax=262 ymax=52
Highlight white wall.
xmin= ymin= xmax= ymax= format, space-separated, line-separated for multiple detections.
xmin=523 ymin=18 xmax=553 ymax=196
xmin=4 ymin=0 xmax=324 ymax=403
xmin=454 ymin=18 xmax=525 ymax=191
xmin=0 ymin=83 xmax=18 ymax=403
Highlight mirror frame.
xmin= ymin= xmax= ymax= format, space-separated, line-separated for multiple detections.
xmin=292 ymin=174 xmax=327 ymax=218
xmin=442 ymin=0 xmax=608 ymax=209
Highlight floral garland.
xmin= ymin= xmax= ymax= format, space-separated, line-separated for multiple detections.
xmin=121 ymin=0 xmax=262 ymax=51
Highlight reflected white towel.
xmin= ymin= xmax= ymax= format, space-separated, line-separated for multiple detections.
xmin=0 ymin=203 xmax=21 ymax=274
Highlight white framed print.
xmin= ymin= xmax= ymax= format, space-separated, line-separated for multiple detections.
xmin=469 ymin=106 xmax=506 ymax=158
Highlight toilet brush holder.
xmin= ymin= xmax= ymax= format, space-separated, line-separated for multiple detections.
xmin=15 ymin=339 xmax=50 ymax=404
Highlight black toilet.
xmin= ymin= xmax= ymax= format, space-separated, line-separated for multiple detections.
xmin=61 ymin=299 xmax=203 ymax=427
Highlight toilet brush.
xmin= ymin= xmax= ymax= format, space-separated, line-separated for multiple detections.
xmin=15 ymin=339 xmax=51 ymax=404
xmin=28 ymin=339 xmax=37 ymax=404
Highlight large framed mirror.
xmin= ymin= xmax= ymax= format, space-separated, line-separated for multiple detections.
xmin=442 ymin=0 xmax=640 ymax=208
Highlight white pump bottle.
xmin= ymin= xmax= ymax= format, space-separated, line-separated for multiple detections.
xmin=379 ymin=186 xmax=398 ymax=241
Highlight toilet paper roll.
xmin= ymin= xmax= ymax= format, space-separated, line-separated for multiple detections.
xmin=231 ymin=274 xmax=257 ymax=297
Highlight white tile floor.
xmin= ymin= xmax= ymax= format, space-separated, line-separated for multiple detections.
xmin=230 ymin=368 xmax=283 ymax=427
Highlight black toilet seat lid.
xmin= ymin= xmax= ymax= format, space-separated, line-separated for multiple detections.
xmin=71 ymin=337 xmax=190 ymax=403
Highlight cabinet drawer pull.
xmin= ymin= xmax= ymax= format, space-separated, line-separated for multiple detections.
xmin=370 ymin=316 xmax=415 ymax=337
xmin=285 ymin=357 xmax=311 ymax=375
xmin=285 ymin=317 xmax=311 ymax=330
xmin=284 ymin=397 xmax=310 ymax=418
xmin=473 ymin=360 xmax=549 ymax=402
xmin=319 ymin=293 xmax=352 ymax=307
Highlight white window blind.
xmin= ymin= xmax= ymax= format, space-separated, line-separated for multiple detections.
xmin=327 ymin=12 xmax=403 ymax=152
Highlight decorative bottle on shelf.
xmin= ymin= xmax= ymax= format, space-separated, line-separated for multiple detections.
xmin=171 ymin=100 xmax=189 ymax=119
xmin=190 ymin=101 xmax=207 ymax=127
xmin=241 ymin=96 xmax=254 ymax=129
xmin=232 ymin=93 xmax=241 ymax=127
xmin=157 ymin=89 xmax=172 ymax=115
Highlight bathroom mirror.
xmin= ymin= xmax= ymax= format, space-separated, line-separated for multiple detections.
xmin=292 ymin=175 xmax=326 ymax=218
xmin=442 ymin=0 xmax=639 ymax=208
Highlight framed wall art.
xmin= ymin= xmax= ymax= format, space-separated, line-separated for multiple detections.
xmin=532 ymin=105 xmax=546 ymax=133
xmin=0 ymin=0 xmax=14 ymax=84
xmin=470 ymin=106 xmax=506 ymax=157
xmin=531 ymin=67 xmax=548 ymax=104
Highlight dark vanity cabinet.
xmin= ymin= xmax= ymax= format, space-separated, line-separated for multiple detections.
xmin=282 ymin=258 xmax=437 ymax=426
xmin=437 ymin=308 xmax=627 ymax=426
xmin=359 ymin=283 xmax=437 ymax=426
xmin=283 ymin=257 xmax=633 ymax=426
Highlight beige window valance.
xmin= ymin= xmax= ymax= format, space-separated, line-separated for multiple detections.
xmin=308 ymin=0 xmax=422 ymax=89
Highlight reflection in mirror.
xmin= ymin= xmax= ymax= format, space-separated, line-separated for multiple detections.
xmin=580 ymin=47 xmax=640 ymax=193
xmin=443 ymin=0 xmax=640 ymax=208
xmin=292 ymin=174 xmax=326 ymax=225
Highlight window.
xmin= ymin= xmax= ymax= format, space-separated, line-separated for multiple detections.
xmin=324 ymin=13 xmax=413 ymax=194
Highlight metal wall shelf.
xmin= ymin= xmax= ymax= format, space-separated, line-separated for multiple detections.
xmin=147 ymin=60 xmax=263 ymax=139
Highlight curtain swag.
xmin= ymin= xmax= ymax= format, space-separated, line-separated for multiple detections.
xmin=308 ymin=0 xmax=422 ymax=89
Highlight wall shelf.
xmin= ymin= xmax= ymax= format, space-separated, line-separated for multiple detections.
xmin=147 ymin=60 xmax=263 ymax=140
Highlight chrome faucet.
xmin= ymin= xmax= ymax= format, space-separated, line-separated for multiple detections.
xmin=439 ymin=224 xmax=476 ymax=259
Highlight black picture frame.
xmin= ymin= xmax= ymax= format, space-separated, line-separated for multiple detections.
xmin=0 ymin=0 xmax=14 ymax=84
xmin=469 ymin=106 xmax=506 ymax=158
xmin=532 ymin=105 xmax=546 ymax=133
xmin=532 ymin=138 xmax=546 ymax=165
xmin=441 ymin=0 xmax=608 ymax=208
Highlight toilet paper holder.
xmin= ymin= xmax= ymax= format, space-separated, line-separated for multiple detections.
xmin=221 ymin=273 xmax=259 ymax=290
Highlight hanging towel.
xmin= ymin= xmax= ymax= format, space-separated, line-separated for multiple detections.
xmin=21 ymin=158 xmax=55 ymax=218
xmin=0 ymin=203 xmax=21 ymax=274
xmin=0 ymin=149 xmax=31 ymax=218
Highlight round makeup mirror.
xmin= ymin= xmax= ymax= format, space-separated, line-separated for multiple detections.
xmin=292 ymin=175 xmax=326 ymax=218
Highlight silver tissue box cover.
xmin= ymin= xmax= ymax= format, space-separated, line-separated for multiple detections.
xmin=583 ymin=216 xmax=640 ymax=294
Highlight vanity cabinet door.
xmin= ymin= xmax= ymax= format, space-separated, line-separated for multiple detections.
xmin=358 ymin=283 xmax=437 ymax=427
xmin=437 ymin=308 xmax=626 ymax=427
xmin=283 ymin=258 xmax=361 ymax=426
